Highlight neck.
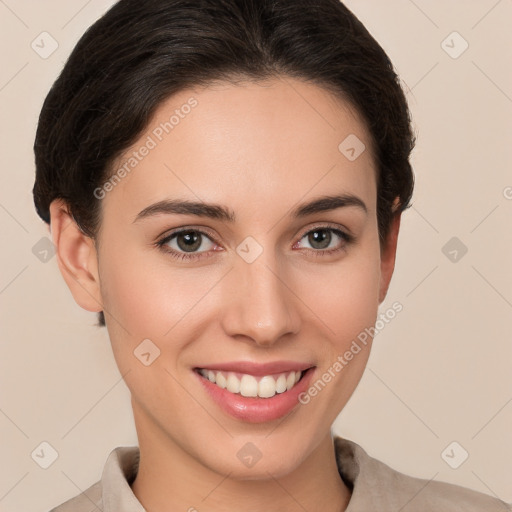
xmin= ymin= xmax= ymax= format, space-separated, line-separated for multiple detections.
xmin=131 ymin=417 xmax=351 ymax=512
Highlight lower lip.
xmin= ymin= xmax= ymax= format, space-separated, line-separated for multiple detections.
xmin=195 ymin=368 xmax=316 ymax=423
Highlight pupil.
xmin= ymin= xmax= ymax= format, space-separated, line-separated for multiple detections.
xmin=177 ymin=231 xmax=201 ymax=252
xmin=309 ymin=230 xmax=331 ymax=249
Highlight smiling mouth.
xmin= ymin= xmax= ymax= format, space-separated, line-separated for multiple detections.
xmin=195 ymin=368 xmax=310 ymax=399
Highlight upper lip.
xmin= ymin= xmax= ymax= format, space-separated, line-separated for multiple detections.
xmin=195 ymin=361 xmax=315 ymax=376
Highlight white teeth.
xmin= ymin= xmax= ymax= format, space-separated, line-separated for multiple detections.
xmin=198 ymin=368 xmax=304 ymax=398
xmin=215 ymin=372 xmax=227 ymax=389
xmin=258 ymin=376 xmax=276 ymax=398
xmin=226 ymin=373 xmax=240 ymax=393
xmin=240 ymin=375 xmax=258 ymax=397
xmin=275 ymin=374 xmax=287 ymax=393
xmin=286 ymin=372 xmax=296 ymax=391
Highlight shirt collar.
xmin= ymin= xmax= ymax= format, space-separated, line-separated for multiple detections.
xmin=101 ymin=445 xmax=145 ymax=512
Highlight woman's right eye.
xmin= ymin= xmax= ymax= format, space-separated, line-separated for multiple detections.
xmin=156 ymin=229 xmax=220 ymax=261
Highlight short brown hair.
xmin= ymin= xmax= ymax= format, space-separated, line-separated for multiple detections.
xmin=33 ymin=0 xmax=416 ymax=326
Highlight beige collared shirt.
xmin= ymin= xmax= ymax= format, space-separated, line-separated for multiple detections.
xmin=50 ymin=437 xmax=511 ymax=511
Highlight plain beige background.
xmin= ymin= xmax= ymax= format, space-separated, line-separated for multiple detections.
xmin=1 ymin=0 xmax=511 ymax=510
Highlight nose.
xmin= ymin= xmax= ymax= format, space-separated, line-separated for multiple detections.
xmin=220 ymin=254 xmax=302 ymax=347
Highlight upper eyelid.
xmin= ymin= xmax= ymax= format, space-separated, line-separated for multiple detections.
xmin=295 ymin=222 xmax=351 ymax=239
xmin=159 ymin=225 xmax=218 ymax=243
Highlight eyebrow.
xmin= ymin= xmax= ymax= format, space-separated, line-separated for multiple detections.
xmin=133 ymin=193 xmax=367 ymax=223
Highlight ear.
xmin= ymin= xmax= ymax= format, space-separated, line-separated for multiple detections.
xmin=378 ymin=203 xmax=402 ymax=304
xmin=48 ymin=199 xmax=103 ymax=313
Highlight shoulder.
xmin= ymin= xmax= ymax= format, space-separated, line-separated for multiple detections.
xmin=48 ymin=446 xmax=141 ymax=512
xmin=49 ymin=480 xmax=102 ymax=512
xmin=334 ymin=437 xmax=511 ymax=512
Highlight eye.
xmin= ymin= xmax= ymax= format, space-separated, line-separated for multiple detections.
xmin=156 ymin=228 xmax=220 ymax=261
xmin=156 ymin=224 xmax=354 ymax=262
xmin=294 ymin=226 xmax=353 ymax=255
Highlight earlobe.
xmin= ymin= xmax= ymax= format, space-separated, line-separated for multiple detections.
xmin=48 ymin=199 xmax=103 ymax=313
xmin=378 ymin=209 xmax=401 ymax=304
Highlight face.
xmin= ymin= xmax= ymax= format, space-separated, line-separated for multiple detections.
xmin=56 ymin=77 xmax=398 ymax=479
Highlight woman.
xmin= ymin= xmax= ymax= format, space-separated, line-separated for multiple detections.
xmin=33 ymin=0 xmax=511 ymax=510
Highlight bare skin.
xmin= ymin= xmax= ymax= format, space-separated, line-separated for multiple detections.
xmin=49 ymin=77 xmax=400 ymax=512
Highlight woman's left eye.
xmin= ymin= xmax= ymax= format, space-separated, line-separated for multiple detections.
xmin=294 ymin=227 xmax=352 ymax=254
xmin=156 ymin=226 xmax=352 ymax=262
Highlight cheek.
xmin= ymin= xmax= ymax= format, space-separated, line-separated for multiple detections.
xmin=97 ymin=249 xmax=207 ymax=405
xmin=99 ymin=247 xmax=202 ymax=330
xmin=294 ymin=257 xmax=380 ymax=423
xmin=294 ymin=245 xmax=381 ymax=347
xmin=97 ymin=245 xmax=228 ymax=367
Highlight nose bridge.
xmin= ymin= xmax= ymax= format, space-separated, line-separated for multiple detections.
xmin=221 ymin=250 xmax=301 ymax=345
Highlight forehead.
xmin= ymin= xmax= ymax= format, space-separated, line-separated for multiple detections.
xmin=103 ymin=77 xmax=377 ymax=222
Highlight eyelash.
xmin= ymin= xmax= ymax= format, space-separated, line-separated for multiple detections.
xmin=155 ymin=224 xmax=355 ymax=262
